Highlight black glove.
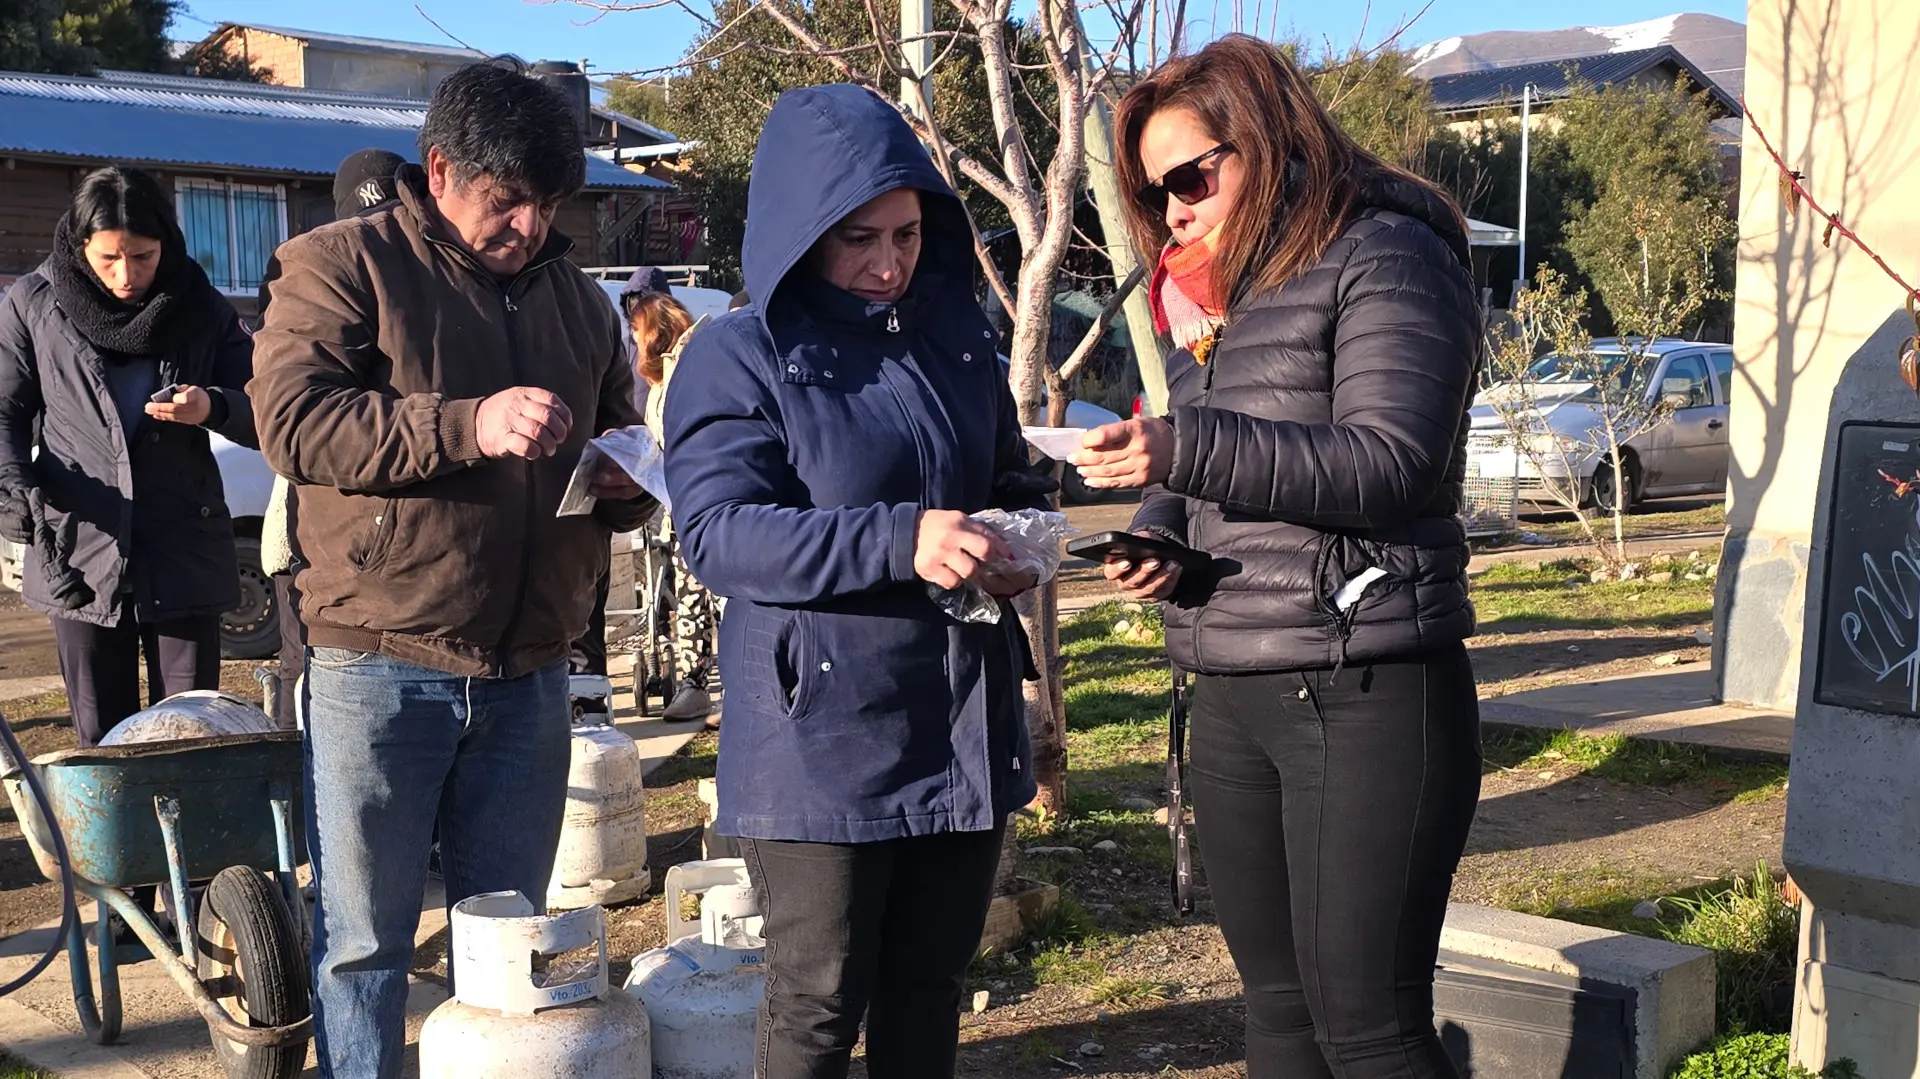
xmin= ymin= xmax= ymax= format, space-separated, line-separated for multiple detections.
xmin=0 ymin=489 xmax=30 ymax=546
xmin=993 ymin=454 xmax=1062 ymax=502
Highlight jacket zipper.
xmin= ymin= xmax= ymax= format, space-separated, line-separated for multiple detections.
xmin=414 ymin=231 xmax=573 ymax=677
xmin=494 ymin=274 xmax=537 ymax=678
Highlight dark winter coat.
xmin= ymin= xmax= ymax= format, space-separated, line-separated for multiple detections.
xmin=663 ymin=84 xmax=1044 ymax=844
xmin=0 ymin=269 xmax=257 ymax=627
xmin=1132 ymin=173 xmax=1482 ymax=674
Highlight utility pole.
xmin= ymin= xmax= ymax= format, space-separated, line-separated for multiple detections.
xmin=900 ymin=0 xmax=933 ymax=119
xmin=1516 ymin=82 xmax=1533 ymax=301
xmin=1076 ymin=23 xmax=1168 ymax=415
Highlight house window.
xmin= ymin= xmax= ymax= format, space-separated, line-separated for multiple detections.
xmin=176 ymin=180 xmax=287 ymax=293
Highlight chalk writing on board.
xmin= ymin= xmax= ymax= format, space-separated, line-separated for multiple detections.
xmin=1839 ymin=534 xmax=1920 ymax=714
xmin=1816 ymin=423 xmax=1920 ymax=717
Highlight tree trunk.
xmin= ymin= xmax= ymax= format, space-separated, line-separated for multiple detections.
xmin=1080 ymin=81 xmax=1166 ymax=415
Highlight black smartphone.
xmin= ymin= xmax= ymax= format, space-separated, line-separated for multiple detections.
xmin=1066 ymin=530 xmax=1210 ymax=571
xmin=148 ymin=384 xmax=181 ymax=404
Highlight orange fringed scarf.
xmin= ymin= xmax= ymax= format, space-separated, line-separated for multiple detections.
xmin=1148 ymin=223 xmax=1229 ymax=363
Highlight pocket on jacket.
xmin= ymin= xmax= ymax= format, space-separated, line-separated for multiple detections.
xmin=742 ymin=605 xmax=813 ymax=718
xmin=347 ymin=498 xmax=399 ymax=575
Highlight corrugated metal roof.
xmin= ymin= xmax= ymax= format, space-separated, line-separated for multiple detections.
xmin=1426 ymin=46 xmax=1739 ymax=117
xmin=219 ymin=23 xmax=486 ymax=63
xmin=0 ymin=70 xmax=668 ymax=190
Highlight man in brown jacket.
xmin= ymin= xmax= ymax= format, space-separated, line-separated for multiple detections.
xmin=250 ymin=60 xmax=652 ymax=1078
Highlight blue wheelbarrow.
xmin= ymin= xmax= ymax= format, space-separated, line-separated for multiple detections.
xmin=1 ymin=728 xmax=313 ymax=1079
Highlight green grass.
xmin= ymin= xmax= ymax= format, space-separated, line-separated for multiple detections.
xmin=1483 ymin=727 xmax=1788 ymax=803
xmin=0 ymin=1054 xmax=54 ymax=1079
xmin=1666 ymin=863 xmax=1801 ymax=1036
xmin=1474 ymin=558 xmax=1716 ymax=631
xmin=1087 ymin=975 xmax=1173 ymax=1008
xmin=1508 ymin=501 xmax=1727 ymax=546
xmin=1497 ymin=862 xmax=1801 ymax=1038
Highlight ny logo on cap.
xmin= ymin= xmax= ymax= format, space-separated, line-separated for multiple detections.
xmin=356 ymin=180 xmax=385 ymax=208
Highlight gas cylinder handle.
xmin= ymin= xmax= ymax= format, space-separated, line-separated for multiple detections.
xmin=663 ymin=859 xmax=753 ymax=944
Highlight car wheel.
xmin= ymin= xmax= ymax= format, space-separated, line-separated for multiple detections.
xmin=1589 ymin=454 xmax=1642 ymax=516
xmin=1061 ymin=464 xmax=1106 ymax=506
xmin=222 ymin=537 xmax=281 ymax=660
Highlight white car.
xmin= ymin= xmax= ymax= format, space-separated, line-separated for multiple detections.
xmin=1464 ymin=338 xmax=1734 ymax=509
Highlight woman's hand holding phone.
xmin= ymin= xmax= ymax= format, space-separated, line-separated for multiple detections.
xmin=1103 ymin=533 xmax=1183 ymax=601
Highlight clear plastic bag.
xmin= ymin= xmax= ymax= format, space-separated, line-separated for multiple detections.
xmin=557 ymin=425 xmax=671 ymax=518
xmin=928 ymin=508 xmax=1078 ymax=624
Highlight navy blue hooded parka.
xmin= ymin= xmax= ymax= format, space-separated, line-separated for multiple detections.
xmin=662 ymin=84 xmax=1044 ymax=844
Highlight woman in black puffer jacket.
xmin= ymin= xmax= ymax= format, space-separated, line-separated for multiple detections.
xmin=0 ymin=165 xmax=256 ymax=747
xmin=1072 ymin=36 xmax=1482 ymax=1079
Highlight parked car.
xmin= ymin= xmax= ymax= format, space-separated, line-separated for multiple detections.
xmin=1464 ymin=338 xmax=1735 ymax=509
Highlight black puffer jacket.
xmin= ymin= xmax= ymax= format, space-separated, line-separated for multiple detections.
xmin=1132 ymin=174 xmax=1481 ymax=674
xmin=0 ymin=270 xmax=256 ymax=627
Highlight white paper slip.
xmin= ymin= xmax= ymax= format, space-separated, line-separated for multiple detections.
xmin=1022 ymin=426 xmax=1088 ymax=462
xmin=1333 ymin=567 xmax=1389 ymax=613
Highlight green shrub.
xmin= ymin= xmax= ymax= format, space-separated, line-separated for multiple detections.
xmin=1664 ymin=862 xmax=1800 ymax=1034
xmin=1670 ymin=1033 xmax=1860 ymax=1078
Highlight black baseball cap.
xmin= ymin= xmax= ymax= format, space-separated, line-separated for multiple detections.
xmin=333 ymin=149 xmax=406 ymax=220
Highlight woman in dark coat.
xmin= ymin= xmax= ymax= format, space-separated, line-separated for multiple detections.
xmin=1074 ymin=36 xmax=1484 ymax=1079
xmin=0 ymin=165 xmax=257 ymax=746
xmin=662 ymin=83 xmax=1047 ymax=1079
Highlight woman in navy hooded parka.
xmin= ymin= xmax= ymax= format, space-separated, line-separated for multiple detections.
xmin=662 ymin=84 xmax=1048 ymax=1078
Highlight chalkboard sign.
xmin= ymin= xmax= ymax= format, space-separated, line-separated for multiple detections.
xmin=1816 ymin=422 xmax=1920 ymax=716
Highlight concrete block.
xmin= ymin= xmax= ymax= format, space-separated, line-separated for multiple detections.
xmin=1442 ymin=903 xmax=1717 ymax=1079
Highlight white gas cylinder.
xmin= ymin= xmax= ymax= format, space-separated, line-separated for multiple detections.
xmin=624 ymin=860 xmax=765 ymax=1079
xmin=420 ymin=892 xmax=650 ymax=1078
xmin=549 ymin=722 xmax=652 ymax=909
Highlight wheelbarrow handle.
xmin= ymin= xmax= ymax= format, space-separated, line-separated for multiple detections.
xmin=92 ymin=885 xmax=313 ymax=1049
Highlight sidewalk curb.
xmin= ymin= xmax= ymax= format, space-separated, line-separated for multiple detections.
xmin=1478 ymin=702 xmax=1792 ymax=763
xmin=0 ymin=997 xmax=149 ymax=1079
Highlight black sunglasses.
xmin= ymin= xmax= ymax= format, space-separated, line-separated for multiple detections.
xmin=1136 ymin=144 xmax=1235 ymax=213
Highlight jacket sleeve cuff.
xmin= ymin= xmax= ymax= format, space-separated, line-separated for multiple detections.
xmin=438 ymin=398 xmax=485 ymax=465
xmin=201 ymin=388 xmax=232 ymax=430
xmin=889 ymin=503 xmax=923 ymax=583
xmin=1164 ymin=406 xmax=1201 ymax=496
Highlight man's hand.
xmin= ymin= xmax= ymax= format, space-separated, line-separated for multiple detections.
xmin=914 ymin=510 xmax=1011 ymax=591
xmin=476 ymin=387 xmax=573 ymax=460
xmin=145 ymin=386 xmax=212 ymax=426
xmin=1102 ymin=532 xmax=1183 ymax=601
xmin=1070 ymin=418 xmax=1174 ymax=490
xmin=588 ymin=456 xmax=644 ymax=502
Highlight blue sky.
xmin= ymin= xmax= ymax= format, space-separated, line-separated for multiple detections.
xmin=176 ymin=1 xmax=1748 ymax=81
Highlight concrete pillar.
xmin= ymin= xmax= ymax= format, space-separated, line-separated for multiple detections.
xmin=1715 ymin=0 xmax=1920 ymax=711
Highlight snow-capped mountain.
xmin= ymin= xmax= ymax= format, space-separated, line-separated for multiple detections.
xmin=1409 ymin=13 xmax=1746 ymax=98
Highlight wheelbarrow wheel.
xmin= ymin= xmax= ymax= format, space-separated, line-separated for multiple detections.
xmin=195 ymin=866 xmax=311 ymax=1079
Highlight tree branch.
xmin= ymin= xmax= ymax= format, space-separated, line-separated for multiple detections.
xmin=966 ymin=3 xmax=1044 ymax=240
xmin=754 ymin=0 xmax=1025 ymax=210
xmin=1057 ymin=264 xmax=1145 ymax=382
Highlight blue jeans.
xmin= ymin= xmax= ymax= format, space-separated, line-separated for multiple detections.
xmin=302 ymin=648 xmax=571 ymax=1079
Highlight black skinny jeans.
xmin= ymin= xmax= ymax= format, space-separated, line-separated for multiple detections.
xmin=1189 ymin=644 xmax=1481 ymax=1079
xmin=740 ymin=824 xmax=1006 ymax=1079
xmin=51 ymin=596 xmax=222 ymax=747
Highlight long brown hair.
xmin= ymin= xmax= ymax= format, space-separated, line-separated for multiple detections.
xmin=1116 ymin=35 xmax=1463 ymax=304
xmin=628 ymin=292 xmax=694 ymax=385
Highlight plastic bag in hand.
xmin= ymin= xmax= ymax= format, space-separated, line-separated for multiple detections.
xmin=928 ymin=508 xmax=1078 ymax=625
xmin=557 ymin=426 xmax=671 ymax=518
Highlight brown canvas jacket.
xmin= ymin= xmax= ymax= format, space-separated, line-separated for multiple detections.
xmin=250 ymin=167 xmax=651 ymax=678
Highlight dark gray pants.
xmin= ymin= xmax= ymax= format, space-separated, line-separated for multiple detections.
xmin=740 ymin=824 xmax=1006 ymax=1079
xmin=52 ymin=598 xmax=221 ymax=746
